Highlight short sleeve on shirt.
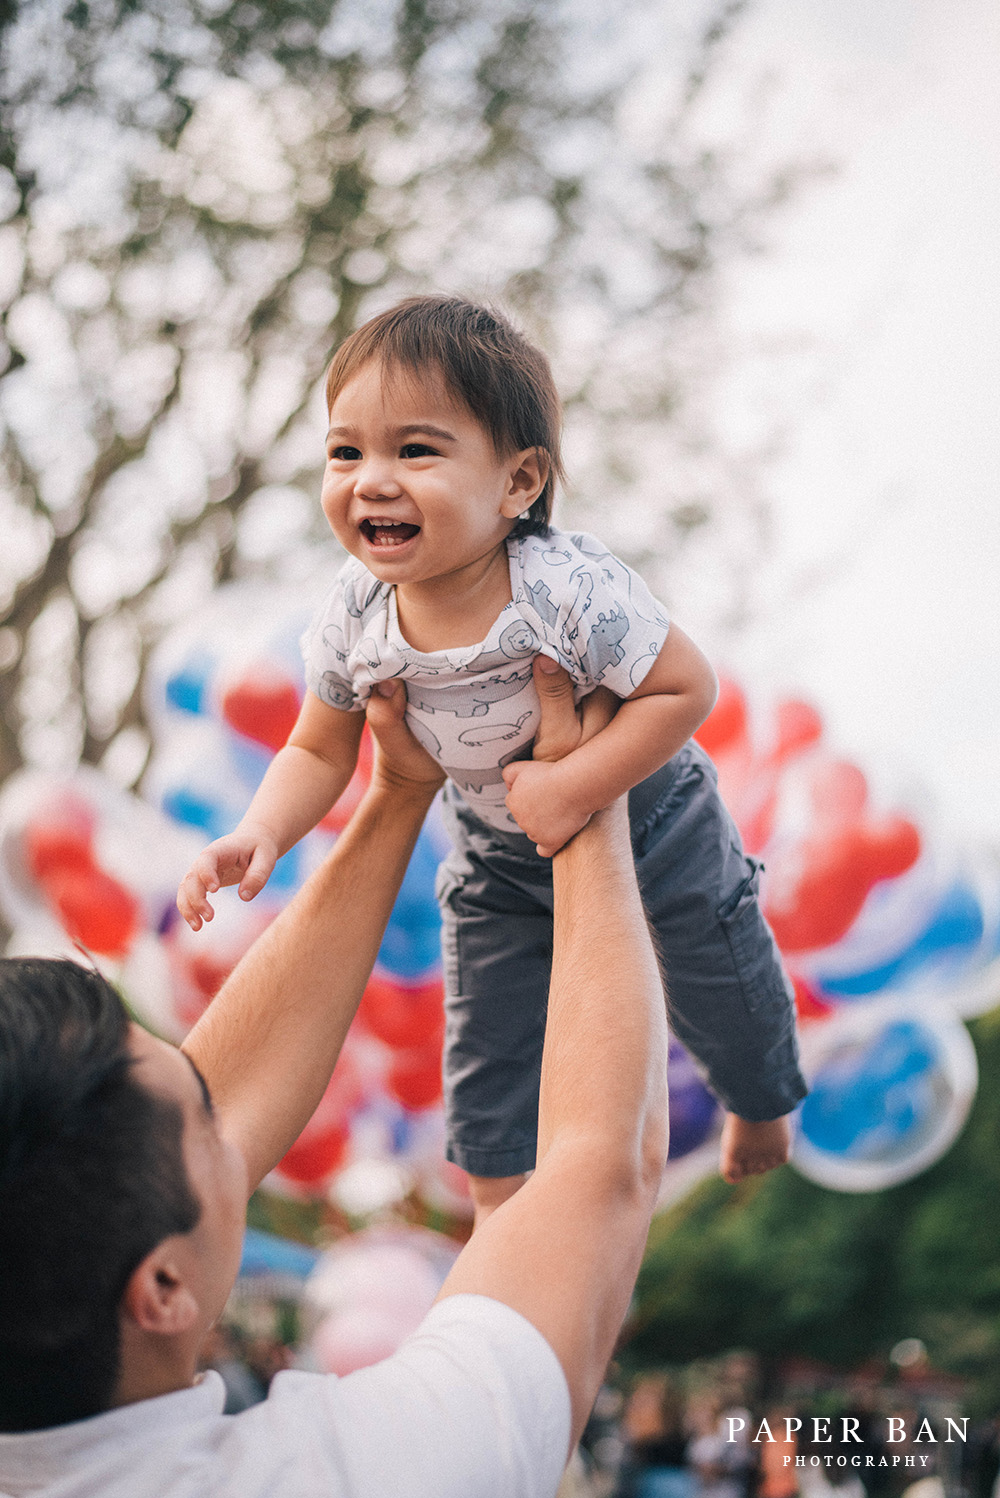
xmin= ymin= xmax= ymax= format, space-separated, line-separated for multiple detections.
xmin=515 ymin=530 xmax=670 ymax=699
xmin=301 ymin=559 xmax=383 ymax=713
xmin=262 ymin=1294 xmax=571 ymax=1498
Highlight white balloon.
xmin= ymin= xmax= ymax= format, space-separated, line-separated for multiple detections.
xmin=792 ymin=997 xmax=978 ymax=1193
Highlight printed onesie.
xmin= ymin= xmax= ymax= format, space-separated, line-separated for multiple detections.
xmin=304 ymin=528 xmax=807 ymax=1175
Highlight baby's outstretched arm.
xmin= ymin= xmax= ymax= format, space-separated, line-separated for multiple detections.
xmin=177 ymin=691 xmax=364 ymax=930
xmin=502 ymin=625 xmax=717 ymax=856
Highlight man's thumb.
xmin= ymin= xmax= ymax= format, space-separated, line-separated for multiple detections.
xmin=534 ymin=653 xmax=571 ymax=693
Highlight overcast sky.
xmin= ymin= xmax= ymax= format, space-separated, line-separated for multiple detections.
xmin=686 ymin=0 xmax=1000 ymax=841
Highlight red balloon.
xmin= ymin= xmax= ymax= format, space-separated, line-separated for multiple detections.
xmin=356 ymin=974 xmax=444 ymax=1051
xmin=790 ymin=972 xmax=833 ymax=1025
xmin=25 ymin=821 xmax=94 ymax=880
xmin=278 ymin=1118 xmax=350 ymax=1187
xmin=171 ymin=951 xmax=237 ymax=1029
xmin=738 ymin=789 xmax=779 ymax=858
xmin=221 ymin=669 xmax=301 ymax=753
xmin=187 ymin=952 xmax=233 ymax=1004
xmin=765 ymin=817 xmax=921 ymax=953
xmin=43 ymin=867 xmax=141 ymax=958
xmin=386 ymin=1043 xmax=443 ymax=1111
xmin=874 ymin=817 xmax=922 ymax=879
xmin=769 ymin=699 xmax=823 ymax=765
xmin=810 ymin=760 xmax=869 ymax=827
xmin=694 ymin=678 xmax=747 ymax=758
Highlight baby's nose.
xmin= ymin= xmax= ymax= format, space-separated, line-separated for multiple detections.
xmin=355 ymin=459 xmax=403 ymax=500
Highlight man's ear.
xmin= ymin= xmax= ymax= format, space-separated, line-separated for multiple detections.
xmin=500 ymin=448 xmax=549 ymax=520
xmin=121 ymin=1243 xmax=200 ymax=1336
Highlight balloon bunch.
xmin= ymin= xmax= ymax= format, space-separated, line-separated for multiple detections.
xmin=1 ymin=583 xmax=997 ymax=1199
xmin=0 ymin=583 xmax=464 ymax=1213
xmin=694 ymin=679 xmax=997 ymax=1191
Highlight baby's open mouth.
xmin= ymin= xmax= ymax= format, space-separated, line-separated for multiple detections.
xmin=360 ymin=519 xmax=421 ymax=547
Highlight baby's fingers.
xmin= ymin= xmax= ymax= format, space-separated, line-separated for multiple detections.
xmin=177 ymin=869 xmax=217 ymax=931
xmin=177 ymin=846 xmax=229 ymax=928
xmin=238 ymin=844 xmax=276 ymax=902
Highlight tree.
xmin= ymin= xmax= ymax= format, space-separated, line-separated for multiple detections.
xmin=628 ymin=1008 xmax=1000 ymax=1413
xmin=0 ymin=0 xmax=806 ymax=806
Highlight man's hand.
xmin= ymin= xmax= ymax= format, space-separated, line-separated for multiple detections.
xmin=365 ymin=680 xmax=446 ymax=796
xmin=529 ymin=655 xmax=584 ymax=763
xmin=177 ymin=824 xmax=279 ymax=931
xmin=502 ymin=656 xmax=618 ymax=855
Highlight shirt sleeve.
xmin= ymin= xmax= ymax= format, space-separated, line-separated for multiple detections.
xmin=301 ymin=561 xmax=367 ymax=712
xmin=557 ymin=532 xmax=670 ymax=698
xmin=261 ymin=1295 xmax=571 ymax=1498
xmin=526 ymin=533 xmax=667 ymax=695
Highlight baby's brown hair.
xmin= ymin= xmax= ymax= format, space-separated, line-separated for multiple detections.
xmin=324 ymin=296 xmax=563 ymax=536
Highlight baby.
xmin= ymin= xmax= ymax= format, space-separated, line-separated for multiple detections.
xmin=178 ymin=296 xmax=807 ymax=1214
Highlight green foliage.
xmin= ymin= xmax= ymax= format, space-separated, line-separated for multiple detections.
xmin=629 ymin=1010 xmax=1000 ymax=1407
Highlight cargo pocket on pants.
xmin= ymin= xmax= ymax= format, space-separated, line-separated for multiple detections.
xmin=716 ymin=858 xmax=770 ymax=1014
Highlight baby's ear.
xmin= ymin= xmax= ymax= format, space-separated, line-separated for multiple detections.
xmin=500 ymin=447 xmax=548 ymax=518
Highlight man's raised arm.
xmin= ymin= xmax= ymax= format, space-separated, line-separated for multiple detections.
xmin=437 ymin=661 xmax=670 ymax=1447
xmin=182 ymin=686 xmax=443 ymax=1193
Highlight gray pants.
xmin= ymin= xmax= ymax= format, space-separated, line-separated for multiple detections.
xmin=435 ymin=741 xmax=808 ymax=1178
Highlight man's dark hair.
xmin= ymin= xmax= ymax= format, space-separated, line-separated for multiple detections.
xmin=0 ymin=958 xmax=201 ymax=1431
xmin=325 ymin=295 xmax=565 ymax=537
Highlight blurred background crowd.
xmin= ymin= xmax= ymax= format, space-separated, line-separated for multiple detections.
xmin=196 ymin=1293 xmax=1000 ymax=1498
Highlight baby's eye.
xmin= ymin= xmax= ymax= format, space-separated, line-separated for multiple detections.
xmin=329 ymin=445 xmax=361 ymax=461
xmin=401 ymin=442 xmax=437 ymax=458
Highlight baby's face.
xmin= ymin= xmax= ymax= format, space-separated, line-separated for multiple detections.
xmin=322 ymin=360 xmax=540 ymax=590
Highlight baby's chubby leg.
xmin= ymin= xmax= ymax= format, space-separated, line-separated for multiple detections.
xmin=469 ymin=1173 xmax=529 ymax=1229
xmin=719 ymin=1113 xmax=790 ymax=1184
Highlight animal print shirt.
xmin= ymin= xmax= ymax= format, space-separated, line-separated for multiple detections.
xmin=302 ymin=528 xmax=671 ymax=832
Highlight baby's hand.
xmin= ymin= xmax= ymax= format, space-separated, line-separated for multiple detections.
xmin=177 ymin=825 xmax=279 ymax=931
xmin=501 ymin=760 xmax=591 ymax=858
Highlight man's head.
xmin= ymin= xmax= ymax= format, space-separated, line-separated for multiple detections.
xmin=324 ymin=295 xmax=564 ymax=538
xmin=0 ymin=958 xmax=243 ymax=1431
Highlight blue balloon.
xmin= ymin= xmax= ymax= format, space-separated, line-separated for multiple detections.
xmin=240 ymin=1227 xmax=321 ymax=1279
xmin=378 ymin=916 xmax=441 ymax=979
xmin=378 ymin=831 xmax=442 ymax=979
xmin=269 ymin=845 xmax=301 ymax=892
xmin=817 ymin=880 xmax=985 ymax=999
xmin=224 ymin=733 xmax=273 ymax=795
xmin=799 ymin=1020 xmax=937 ymax=1156
xmin=165 ymin=652 xmax=215 ymax=716
xmin=391 ymin=1110 xmax=413 ymax=1155
xmin=162 ymin=786 xmax=229 ymax=840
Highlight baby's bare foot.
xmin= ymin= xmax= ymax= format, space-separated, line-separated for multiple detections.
xmin=719 ymin=1113 xmax=790 ymax=1184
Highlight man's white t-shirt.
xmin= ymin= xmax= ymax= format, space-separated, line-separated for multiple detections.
xmin=303 ymin=528 xmax=670 ymax=832
xmin=0 ymin=1297 xmax=570 ymax=1498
